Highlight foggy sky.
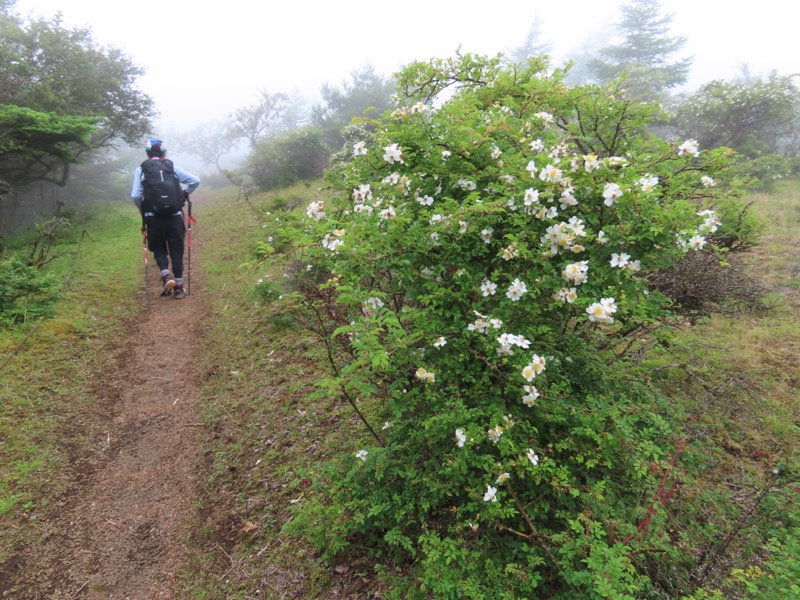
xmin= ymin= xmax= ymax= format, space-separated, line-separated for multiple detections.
xmin=14 ymin=0 xmax=800 ymax=135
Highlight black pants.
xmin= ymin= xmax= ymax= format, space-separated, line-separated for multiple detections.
xmin=145 ymin=214 xmax=186 ymax=279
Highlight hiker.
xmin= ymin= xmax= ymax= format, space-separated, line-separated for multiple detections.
xmin=131 ymin=138 xmax=200 ymax=299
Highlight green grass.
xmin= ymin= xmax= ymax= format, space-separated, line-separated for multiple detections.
xmin=0 ymin=201 xmax=143 ymax=559
xmin=743 ymin=181 xmax=800 ymax=286
xmin=183 ymin=181 xmax=359 ymax=598
xmin=648 ymin=180 xmax=799 ymax=448
xmin=643 ymin=178 xmax=800 ymax=596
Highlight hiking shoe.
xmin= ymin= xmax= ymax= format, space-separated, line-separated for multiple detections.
xmin=173 ymin=286 xmax=187 ymax=299
xmin=160 ymin=278 xmax=176 ymax=297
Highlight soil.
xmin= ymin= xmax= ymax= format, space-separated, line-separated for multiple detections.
xmin=1 ymin=221 xmax=209 ymax=599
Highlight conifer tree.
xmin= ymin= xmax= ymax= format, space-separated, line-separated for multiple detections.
xmin=506 ymin=14 xmax=553 ymax=65
xmin=589 ymin=0 xmax=692 ymax=99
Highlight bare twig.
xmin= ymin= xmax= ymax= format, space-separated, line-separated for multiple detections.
xmin=70 ymin=578 xmax=92 ymax=598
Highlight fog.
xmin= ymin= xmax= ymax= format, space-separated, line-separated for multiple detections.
xmin=15 ymin=0 xmax=800 ymax=134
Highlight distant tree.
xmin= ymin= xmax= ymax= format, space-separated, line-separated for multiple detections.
xmin=174 ymin=120 xmax=239 ymax=177
xmin=311 ymin=63 xmax=396 ymax=151
xmin=505 ymin=14 xmax=553 ymax=65
xmin=673 ymin=72 xmax=800 ymax=157
xmin=562 ymin=27 xmax=616 ymax=87
xmin=588 ymin=0 xmax=692 ymax=99
xmin=0 ymin=1 xmax=154 ymax=196
xmin=274 ymin=89 xmax=310 ymax=135
xmin=231 ymin=89 xmax=289 ymax=149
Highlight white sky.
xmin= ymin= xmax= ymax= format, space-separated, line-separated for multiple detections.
xmin=14 ymin=0 xmax=800 ymax=135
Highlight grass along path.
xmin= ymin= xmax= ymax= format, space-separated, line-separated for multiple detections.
xmin=179 ymin=183 xmax=374 ymax=598
xmin=0 ymin=200 xmax=211 ymax=598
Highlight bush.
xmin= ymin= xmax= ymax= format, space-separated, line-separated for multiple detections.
xmin=273 ymin=54 xmax=752 ymax=597
xmin=328 ymin=121 xmax=377 ymax=170
xmin=647 ymin=249 xmax=767 ymax=321
xmin=741 ymin=528 xmax=800 ymax=599
xmin=788 ymin=155 xmax=800 ymax=176
xmin=737 ymin=154 xmax=791 ymax=192
xmin=28 ymin=215 xmax=72 ymax=267
xmin=247 ymin=126 xmax=329 ymax=190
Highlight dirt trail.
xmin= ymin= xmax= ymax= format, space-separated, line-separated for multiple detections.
xmin=2 ymin=220 xmax=209 ymax=599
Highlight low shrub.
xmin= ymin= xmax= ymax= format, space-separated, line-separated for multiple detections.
xmin=737 ymin=154 xmax=791 ymax=192
xmin=248 ymin=127 xmax=329 ymax=190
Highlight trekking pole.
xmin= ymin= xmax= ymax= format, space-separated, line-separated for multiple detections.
xmin=141 ymin=226 xmax=151 ymax=312
xmin=186 ymin=196 xmax=197 ymax=296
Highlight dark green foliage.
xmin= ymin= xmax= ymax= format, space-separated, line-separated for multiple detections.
xmin=0 ymin=2 xmax=153 ymax=193
xmin=0 ymin=104 xmax=99 ymax=188
xmin=0 ymin=6 xmax=153 ymax=144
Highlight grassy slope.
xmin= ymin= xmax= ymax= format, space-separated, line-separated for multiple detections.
xmin=0 ymin=203 xmax=145 ymax=558
xmin=644 ymin=179 xmax=800 ymax=595
xmin=652 ymin=179 xmax=798 ymax=475
xmin=185 ymin=183 xmax=365 ymax=598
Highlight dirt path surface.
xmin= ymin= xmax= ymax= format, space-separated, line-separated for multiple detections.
xmin=2 ymin=226 xmax=209 ymax=599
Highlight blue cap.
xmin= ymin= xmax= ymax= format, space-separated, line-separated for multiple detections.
xmin=146 ymin=138 xmax=165 ymax=151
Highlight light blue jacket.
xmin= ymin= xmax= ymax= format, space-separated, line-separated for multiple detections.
xmin=131 ymin=157 xmax=201 ymax=216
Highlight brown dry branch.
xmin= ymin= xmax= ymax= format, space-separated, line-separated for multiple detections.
xmin=647 ymin=248 xmax=768 ymax=322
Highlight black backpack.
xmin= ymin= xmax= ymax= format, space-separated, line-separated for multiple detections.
xmin=140 ymin=158 xmax=184 ymax=217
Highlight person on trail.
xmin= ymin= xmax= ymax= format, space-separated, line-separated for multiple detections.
xmin=131 ymin=138 xmax=200 ymax=300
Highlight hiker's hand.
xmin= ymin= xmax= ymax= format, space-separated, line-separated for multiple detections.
xmin=183 ymin=191 xmax=190 ymax=202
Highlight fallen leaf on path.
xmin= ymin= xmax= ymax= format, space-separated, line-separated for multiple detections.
xmin=241 ymin=520 xmax=259 ymax=533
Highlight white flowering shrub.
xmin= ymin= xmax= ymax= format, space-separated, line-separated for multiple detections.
xmin=277 ymin=55 xmax=752 ymax=597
